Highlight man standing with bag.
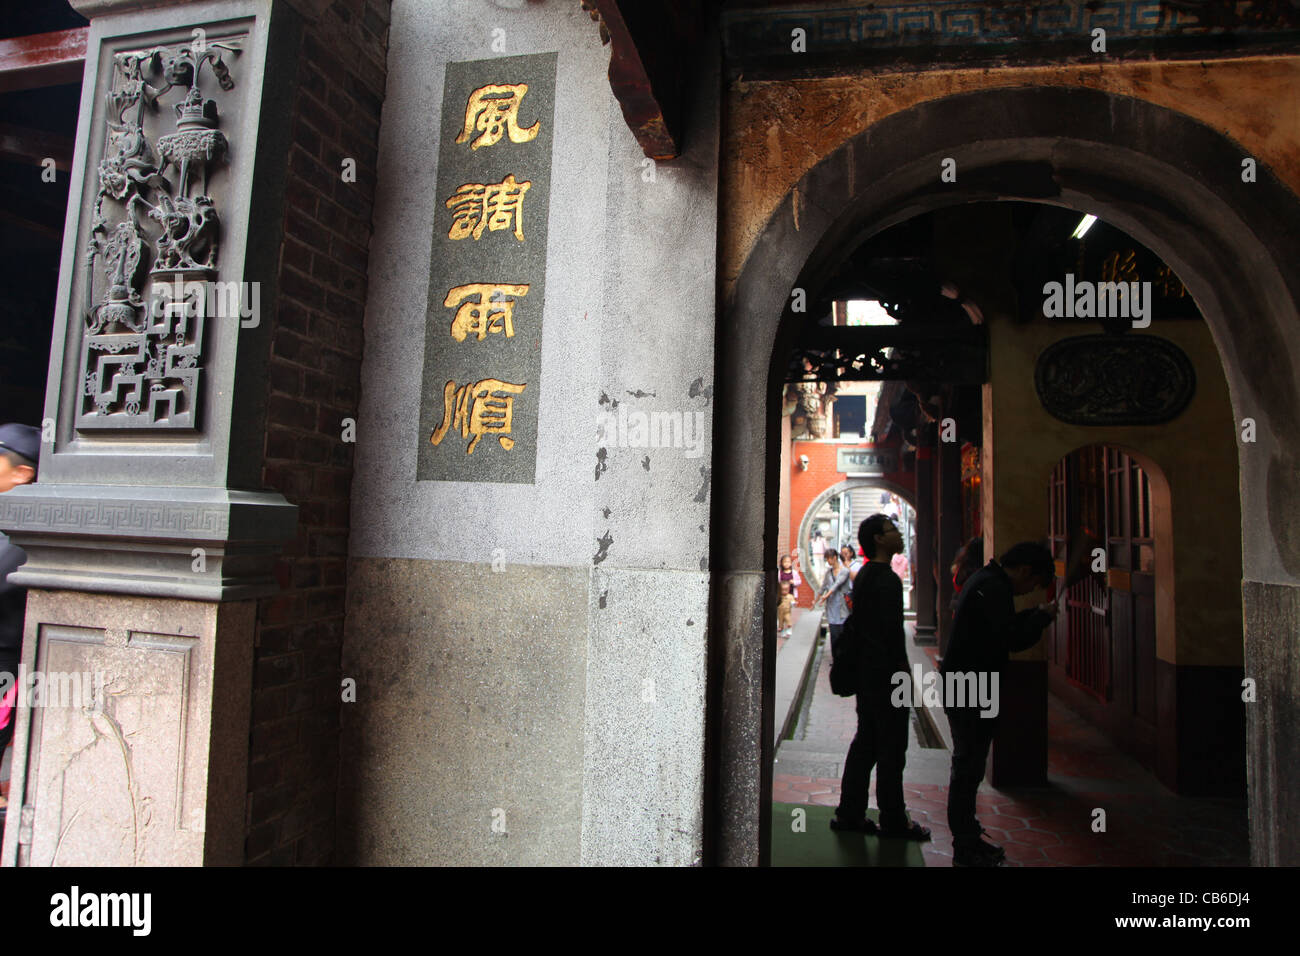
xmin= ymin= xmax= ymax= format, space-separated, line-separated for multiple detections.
xmin=829 ymin=513 xmax=930 ymax=841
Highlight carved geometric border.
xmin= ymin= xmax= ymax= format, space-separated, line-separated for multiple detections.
xmin=0 ymin=498 xmax=229 ymax=537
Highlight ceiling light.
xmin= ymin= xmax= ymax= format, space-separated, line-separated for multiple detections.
xmin=1071 ymin=214 xmax=1098 ymax=239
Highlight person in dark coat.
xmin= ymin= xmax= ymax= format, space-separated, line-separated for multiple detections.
xmin=942 ymin=541 xmax=1057 ymax=866
xmin=829 ymin=513 xmax=930 ymax=841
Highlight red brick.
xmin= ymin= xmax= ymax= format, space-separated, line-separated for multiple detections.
xmin=247 ymin=0 xmax=387 ymax=867
xmin=256 ymin=653 xmax=303 ymax=687
xmin=267 ymin=395 xmax=318 ymax=432
xmin=292 ymin=117 xmax=322 ymax=158
xmin=285 ymin=207 xmax=331 ymax=255
xmin=251 ymin=716 xmax=299 ymax=756
xmin=297 ymin=434 xmax=333 ymax=465
xmin=279 ymin=266 xmax=326 ymax=312
xmin=245 ymin=821 xmax=279 ymax=860
xmin=265 ymin=427 xmax=297 ymax=461
xmin=252 ymin=686 xmax=291 ymax=723
xmin=257 ymin=625 xmax=293 ymax=654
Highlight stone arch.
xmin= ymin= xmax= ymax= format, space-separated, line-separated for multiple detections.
xmin=794 ymin=476 xmax=917 ymax=578
xmin=707 ymin=85 xmax=1300 ymax=866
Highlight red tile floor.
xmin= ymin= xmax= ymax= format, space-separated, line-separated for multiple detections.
xmin=773 ymin=642 xmax=1248 ymax=866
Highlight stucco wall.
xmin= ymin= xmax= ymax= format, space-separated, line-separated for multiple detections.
xmin=339 ymin=0 xmax=719 ymax=865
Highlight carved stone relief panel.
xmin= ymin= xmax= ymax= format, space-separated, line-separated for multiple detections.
xmin=79 ymin=33 xmax=244 ymax=432
xmin=1034 ymin=334 xmax=1197 ymax=425
xmin=21 ymin=624 xmax=205 ymax=866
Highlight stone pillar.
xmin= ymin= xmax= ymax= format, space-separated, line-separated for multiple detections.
xmin=0 ymin=0 xmax=300 ymax=865
xmin=981 ymin=313 xmax=1049 ymax=788
xmin=937 ymin=433 xmax=962 ymax=654
xmin=913 ymin=445 xmax=937 ymax=643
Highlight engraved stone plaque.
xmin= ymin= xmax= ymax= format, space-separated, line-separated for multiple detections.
xmin=418 ymin=53 xmax=557 ymax=483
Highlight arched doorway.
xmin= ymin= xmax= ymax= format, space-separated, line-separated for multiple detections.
xmin=1047 ymin=445 xmax=1172 ymax=779
xmin=706 ymin=86 xmax=1300 ymax=866
xmin=796 ymin=477 xmax=918 ymax=610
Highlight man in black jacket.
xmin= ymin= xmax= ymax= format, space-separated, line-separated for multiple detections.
xmin=829 ymin=514 xmax=930 ymax=841
xmin=942 ymin=541 xmax=1057 ymax=866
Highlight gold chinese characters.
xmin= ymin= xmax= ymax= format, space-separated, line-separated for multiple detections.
xmin=445 ymin=174 xmax=531 ymax=242
xmin=444 ymin=283 xmax=529 ymax=341
xmin=429 ymin=80 xmax=544 ymax=459
xmin=455 ymin=83 xmax=540 ymax=150
xmin=430 ymin=378 xmax=527 ymax=454
xmin=1102 ymin=249 xmax=1139 ymax=285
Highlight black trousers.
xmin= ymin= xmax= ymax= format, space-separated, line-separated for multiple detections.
xmin=827 ymin=622 xmax=844 ymax=657
xmin=946 ymin=706 xmax=998 ymax=840
xmin=837 ymin=676 xmax=909 ymax=830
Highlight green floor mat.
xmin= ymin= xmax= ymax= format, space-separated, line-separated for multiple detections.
xmin=770 ymin=803 xmax=930 ymax=867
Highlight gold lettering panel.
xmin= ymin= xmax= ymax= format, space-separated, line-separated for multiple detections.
xmin=420 ymin=53 xmax=557 ymax=483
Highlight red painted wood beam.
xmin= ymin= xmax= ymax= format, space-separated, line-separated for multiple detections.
xmin=589 ymin=0 xmax=694 ymax=160
xmin=0 ymin=28 xmax=88 ymax=94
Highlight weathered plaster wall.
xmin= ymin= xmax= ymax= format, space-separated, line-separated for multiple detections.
xmin=722 ymin=56 xmax=1300 ymax=294
xmin=340 ymin=0 xmax=718 ymax=865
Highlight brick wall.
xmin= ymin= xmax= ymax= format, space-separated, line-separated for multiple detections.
xmin=244 ymin=0 xmax=391 ymax=865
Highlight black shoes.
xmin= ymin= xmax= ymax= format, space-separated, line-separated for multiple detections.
xmin=877 ymin=821 xmax=932 ymax=841
xmin=829 ymin=815 xmax=879 ymax=834
xmin=830 ymin=816 xmax=934 ymax=841
xmin=953 ymin=831 xmax=1006 ymax=866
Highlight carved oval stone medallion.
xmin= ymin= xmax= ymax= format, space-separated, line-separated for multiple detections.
xmin=1034 ymin=334 xmax=1196 ymax=426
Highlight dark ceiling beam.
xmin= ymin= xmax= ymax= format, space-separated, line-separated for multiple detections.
xmin=0 ymin=206 xmax=63 ymax=242
xmin=586 ymin=0 xmax=701 ymax=160
xmin=0 ymin=28 xmax=88 ymax=94
xmin=0 ymin=123 xmax=75 ymax=171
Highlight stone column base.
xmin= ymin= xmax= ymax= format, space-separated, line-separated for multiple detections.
xmin=2 ymin=591 xmax=254 ymax=866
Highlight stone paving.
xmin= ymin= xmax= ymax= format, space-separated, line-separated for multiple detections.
xmin=773 ymin=637 xmax=1249 ymax=867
